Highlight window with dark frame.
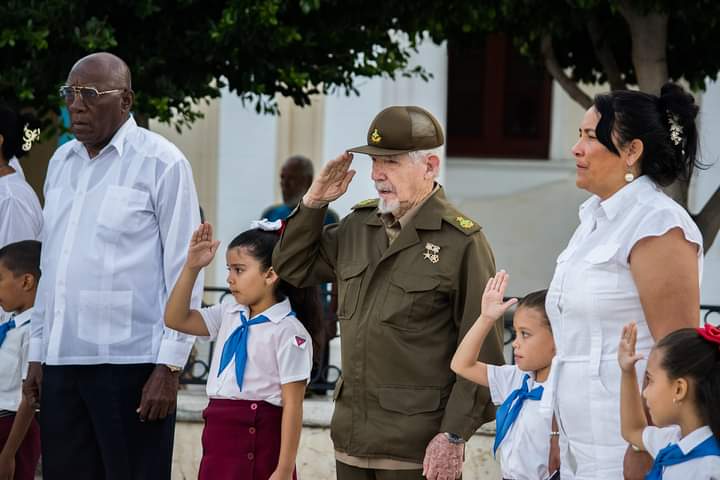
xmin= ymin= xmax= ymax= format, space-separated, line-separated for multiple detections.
xmin=447 ymin=33 xmax=553 ymax=159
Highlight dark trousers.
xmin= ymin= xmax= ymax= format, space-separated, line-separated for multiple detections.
xmin=0 ymin=414 xmax=41 ymax=480
xmin=336 ymin=461 xmax=425 ymax=480
xmin=40 ymin=364 xmax=175 ymax=480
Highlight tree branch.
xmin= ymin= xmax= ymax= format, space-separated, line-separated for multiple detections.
xmin=540 ymin=34 xmax=592 ymax=109
xmin=587 ymin=15 xmax=626 ymax=91
xmin=692 ymin=186 xmax=720 ymax=253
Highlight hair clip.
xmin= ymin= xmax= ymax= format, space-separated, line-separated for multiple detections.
xmin=666 ymin=112 xmax=683 ymax=147
xmin=250 ymin=218 xmax=283 ymax=232
xmin=696 ymin=323 xmax=720 ymax=349
xmin=22 ymin=124 xmax=41 ymax=152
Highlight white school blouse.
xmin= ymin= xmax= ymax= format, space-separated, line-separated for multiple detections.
xmin=643 ymin=425 xmax=720 ymax=479
xmin=0 ymin=171 xmax=42 ymax=247
xmin=0 ymin=308 xmax=32 ymax=411
xmin=488 ymin=364 xmax=553 ymax=480
xmin=201 ymin=298 xmax=313 ymax=407
xmin=29 ymin=116 xmax=202 ymax=366
xmin=545 ymin=176 xmax=703 ymax=479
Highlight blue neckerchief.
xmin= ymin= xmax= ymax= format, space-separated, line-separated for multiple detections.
xmin=0 ymin=318 xmax=16 ymax=348
xmin=493 ymin=373 xmax=544 ymax=456
xmin=217 ymin=311 xmax=271 ymax=391
xmin=646 ymin=434 xmax=720 ymax=479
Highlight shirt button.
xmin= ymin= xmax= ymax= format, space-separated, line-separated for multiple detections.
xmin=248 ymin=427 xmax=256 ymax=434
xmin=247 ymin=453 xmax=254 ymax=461
xmin=250 ymin=403 xmax=258 ymax=411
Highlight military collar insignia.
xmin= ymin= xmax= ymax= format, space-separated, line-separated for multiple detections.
xmin=423 ymin=242 xmax=440 ymax=264
xmin=456 ymin=216 xmax=474 ymax=229
xmin=370 ymin=128 xmax=382 ymax=143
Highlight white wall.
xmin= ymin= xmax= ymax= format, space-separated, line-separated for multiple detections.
xmin=213 ymin=90 xmax=278 ymax=286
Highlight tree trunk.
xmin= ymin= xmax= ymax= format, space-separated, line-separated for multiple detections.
xmin=693 ymin=187 xmax=720 ymax=253
xmin=618 ymin=1 xmax=668 ymax=94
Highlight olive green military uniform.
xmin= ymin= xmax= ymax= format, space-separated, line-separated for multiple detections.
xmin=272 ymin=186 xmax=504 ymax=464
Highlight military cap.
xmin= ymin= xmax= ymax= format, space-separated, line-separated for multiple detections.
xmin=347 ymin=105 xmax=445 ymax=156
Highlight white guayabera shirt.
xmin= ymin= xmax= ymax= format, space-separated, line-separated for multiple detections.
xmin=29 ymin=117 xmax=203 ymax=366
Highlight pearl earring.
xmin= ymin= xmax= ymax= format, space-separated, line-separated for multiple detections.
xmin=625 ymin=171 xmax=634 ymax=183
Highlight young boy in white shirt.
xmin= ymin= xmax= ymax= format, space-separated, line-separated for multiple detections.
xmin=0 ymin=240 xmax=41 ymax=480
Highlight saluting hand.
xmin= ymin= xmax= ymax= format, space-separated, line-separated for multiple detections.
xmin=479 ymin=270 xmax=518 ymax=324
xmin=186 ymin=223 xmax=221 ymax=271
xmin=618 ymin=322 xmax=644 ymax=373
xmin=303 ymin=152 xmax=356 ymax=208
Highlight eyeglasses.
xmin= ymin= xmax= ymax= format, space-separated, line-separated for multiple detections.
xmin=59 ymin=85 xmax=124 ymax=104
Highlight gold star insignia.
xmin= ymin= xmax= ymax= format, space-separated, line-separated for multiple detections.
xmin=370 ymin=128 xmax=382 ymax=143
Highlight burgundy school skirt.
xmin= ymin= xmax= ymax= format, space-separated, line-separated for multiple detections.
xmin=199 ymin=399 xmax=298 ymax=480
xmin=0 ymin=414 xmax=41 ymax=480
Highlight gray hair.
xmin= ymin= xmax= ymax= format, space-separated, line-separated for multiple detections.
xmin=408 ymin=147 xmax=442 ymax=179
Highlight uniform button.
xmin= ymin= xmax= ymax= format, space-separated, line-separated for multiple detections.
xmin=247 ymin=453 xmax=254 ymax=461
xmin=248 ymin=427 xmax=256 ymax=434
xmin=250 ymin=403 xmax=258 ymax=410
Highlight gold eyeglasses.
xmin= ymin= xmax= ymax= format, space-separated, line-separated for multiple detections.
xmin=59 ymin=85 xmax=124 ymax=104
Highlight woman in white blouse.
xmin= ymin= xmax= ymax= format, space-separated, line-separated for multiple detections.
xmin=546 ymin=83 xmax=704 ymax=479
xmin=0 ymin=107 xmax=43 ymax=247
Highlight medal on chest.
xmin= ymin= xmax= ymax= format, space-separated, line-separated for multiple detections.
xmin=423 ymin=242 xmax=440 ymax=264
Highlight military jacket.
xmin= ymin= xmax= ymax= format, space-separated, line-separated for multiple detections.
xmin=272 ymin=187 xmax=504 ymax=462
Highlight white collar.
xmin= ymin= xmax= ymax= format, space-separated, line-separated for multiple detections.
xmin=69 ymin=116 xmax=137 ymax=159
xmin=677 ymin=425 xmax=714 ymax=455
xmin=226 ymin=298 xmax=293 ymax=324
xmin=579 ymin=175 xmax=657 ymax=223
xmin=6 ymin=307 xmax=33 ymax=327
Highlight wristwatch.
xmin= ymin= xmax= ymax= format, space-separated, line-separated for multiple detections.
xmin=444 ymin=432 xmax=465 ymax=444
xmin=164 ymin=364 xmax=183 ymax=374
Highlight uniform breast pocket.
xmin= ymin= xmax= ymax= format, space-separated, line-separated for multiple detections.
xmin=97 ymin=186 xmax=151 ymax=234
xmin=381 ymin=271 xmax=440 ymax=332
xmin=337 ymin=262 xmax=367 ymax=321
xmin=583 ymin=242 xmax=622 ymax=291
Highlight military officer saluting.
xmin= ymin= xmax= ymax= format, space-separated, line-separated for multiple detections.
xmin=273 ymin=106 xmax=504 ymax=480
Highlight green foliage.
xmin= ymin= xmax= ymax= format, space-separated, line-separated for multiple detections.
xmin=0 ymin=0 xmax=435 ymax=130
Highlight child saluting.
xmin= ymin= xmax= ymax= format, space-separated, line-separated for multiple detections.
xmin=618 ymin=322 xmax=720 ymax=479
xmin=451 ymin=270 xmax=557 ymax=480
xmin=165 ymin=221 xmax=321 ymax=480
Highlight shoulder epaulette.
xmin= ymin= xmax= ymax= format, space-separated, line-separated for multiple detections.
xmin=443 ymin=212 xmax=482 ymax=235
xmin=352 ymin=198 xmax=379 ymax=210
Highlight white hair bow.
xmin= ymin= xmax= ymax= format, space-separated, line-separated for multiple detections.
xmin=250 ymin=218 xmax=283 ymax=232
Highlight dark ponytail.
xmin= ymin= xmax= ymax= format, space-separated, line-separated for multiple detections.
xmin=0 ymin=106 xmax=41 ymax=161
xmin=228 ymin=228 xmax=324 ymax=364
xmin=592 ymin=82 xmax=702 ymax=186
xmin=656 ymin=328 xmax=720 ymax=441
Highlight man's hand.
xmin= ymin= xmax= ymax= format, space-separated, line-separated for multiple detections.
xmin=422 ymin=433 xmax=464 ymax=480
xmin=0 ymin=451 xmax=15 ymax=480
xmin=136 ymin=365 xmax=180 ymax=422
xmin=302 ymin=152 xmax=356 ymax=208
xmin=22 ymin=362 xmax=42 ymax=410
xmin=623 ymin=445 xmax=653 ymax=480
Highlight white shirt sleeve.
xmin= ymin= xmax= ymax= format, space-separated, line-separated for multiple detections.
xmin=154 ymin=158 xmax=203 ymax=367
xmin=487 ymin=364 xmax=523 ymax=405
xmin=198 ymin=304 xmax=225 ymax=341
xmin=626 ymin=207 xmax=704 ymax=260
xmin=642 ymin=425 xmax=681 ymax=457
xmin=276 ymin=323 xmax=313 ymax=385
xmin=0 ymin=197 xmax=36 ymax=247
